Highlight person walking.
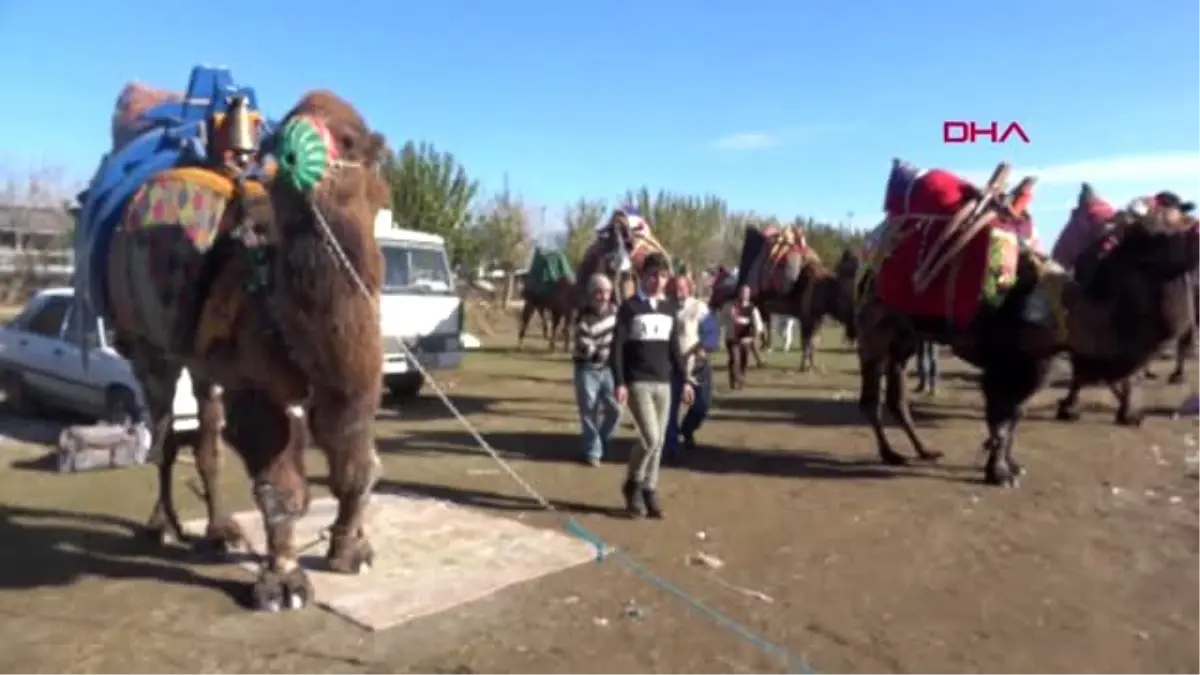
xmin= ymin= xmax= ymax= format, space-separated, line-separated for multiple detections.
xmin=572 ymin=274 xmax=621 ymax=466
xmin=612 ymin=254 xmax=693 ymax=519
xmin=664 ymin=276 xmax=719 ymax=465
xmin=772 ymin=314 xmax=797 ymax=352
xmin=721 ymin=284 xmax=764 ymax=390
xmin=914 ymin=340 xmax=939 ymax=395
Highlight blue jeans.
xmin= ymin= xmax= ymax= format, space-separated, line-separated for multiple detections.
xmin=665 ymin=360 xmax=713 ymax=456
xmin=573 ymin=364 xmax=621 ymax=461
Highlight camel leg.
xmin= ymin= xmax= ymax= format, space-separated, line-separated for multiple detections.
xmin=798 ymin=317 xmax=822 ymax=373
xmin=980 ymin=358 xmax=1047 ymax=486
xmin=1055 ymin=359 xmax=1085 ymax=422
xmin=1110 ymin=377 xmax=1144 ymax=427
xmin=1168 ymin=327 xmax=1193 ymax=384
xmin=311 ymin=392 xmax=380 ymax=576
xmin=129 ymin=344 xmax=186 ymax=543
xmin=224 ymin=387 xmax=312 ymax=612
xmin=884 ymin=355 xmax=943 ymax=462
xmin=516 ymin=303 xmax=537 ymax=350
xmin=188 ymin=380 xmax=245 ymax=552
xmin=859 ymin=356 xmax=907 ymax=466
xmin=550 ymin=311 xmax=566 ymax=353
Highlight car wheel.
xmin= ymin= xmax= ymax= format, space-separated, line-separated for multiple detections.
xmin=104 ymin=386 xmax=140 ymax=427
xmin=387 ymin=374 xmax=424 ymax=401
xmin=0 ymin=370 xmax=34 ymax=415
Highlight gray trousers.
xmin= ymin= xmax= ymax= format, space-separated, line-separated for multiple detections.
xmin=626 ymin=381 xmax=672 ymax=489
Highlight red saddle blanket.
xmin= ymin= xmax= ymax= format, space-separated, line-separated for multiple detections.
xmin=756 ymin=226 xmax=813 ymax=294
xmin=876 ymin=169 xmax=1021 ymax=329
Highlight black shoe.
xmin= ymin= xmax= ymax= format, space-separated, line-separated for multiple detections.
xmin=681 ymin=432 xmax=697 ymax=452
xmin=641 ymin=488 xmax=663 ymax=519
xmin=622 ymin=479 xmax=646 ymax=518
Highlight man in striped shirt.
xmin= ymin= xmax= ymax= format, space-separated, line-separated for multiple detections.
xmin=572 ymin=274 xmax=621 ymax=466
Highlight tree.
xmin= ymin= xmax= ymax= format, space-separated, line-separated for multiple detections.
xmin=382 ymin=141 xmax=478 ymax=267
xmin=475 ymin=186 xmax=533 ymax=307
xmin=560 ymin=198 xmax=606 ymax=267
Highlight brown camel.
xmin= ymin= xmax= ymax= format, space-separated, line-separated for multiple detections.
xmin=101 ymin=89 xmax=390 ymax=611
xmin=855 ymin=163 xmax=1198 ymax=487
xmin=1055 ymin=188 xmax=1199 ymax=424
xmin=710 ymin=227 xmax=855 ymax=372
xmin=517 ymin=277 xmax=575 ymax=351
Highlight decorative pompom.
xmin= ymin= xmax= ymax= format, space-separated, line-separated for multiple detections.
xmin=274 ymin=115 xmax=333 ymax=192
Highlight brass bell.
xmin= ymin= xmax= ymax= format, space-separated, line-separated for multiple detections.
xmin=226 ymin=94 xmax=257 ymax=158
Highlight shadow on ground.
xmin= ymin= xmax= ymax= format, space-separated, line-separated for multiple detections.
xmin=712 ymin=393 xmax=979 ymax=426
xmin=386 ymin=429 xmax=965 ymax=483
xmin=0 ymin=504 xmax=245 ymax=604
xmin=312 ymin=475 xmax=625 ymax=518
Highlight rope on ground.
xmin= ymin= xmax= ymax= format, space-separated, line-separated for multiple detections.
xmin=309 ymin=202 xmax=817 ymax=674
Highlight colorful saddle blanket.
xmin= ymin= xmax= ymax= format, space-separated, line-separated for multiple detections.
xmin=874 ymin=167 xmax=1024 ymax=329
xmin=734 ymin=226 xmax=816 ymax=297
xmin=77 ymin=66 xmax=272 ymax=325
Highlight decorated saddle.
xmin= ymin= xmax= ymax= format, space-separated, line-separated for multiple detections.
xmin=870 ymin=159 xmax=1037 ymax=330
xmin=74 ymin=66 xmax=330 ymax=366
xmin=584 ymin=207 xmax=668 ymax=275
xmin=734 ymin=225 xmax=818 ymax=298
xmin=526 ymin=247 xmax=575 ymax=295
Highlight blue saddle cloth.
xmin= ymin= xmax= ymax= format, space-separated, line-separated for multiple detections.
xmin=75 ymin=66 xmax=271 ymax=322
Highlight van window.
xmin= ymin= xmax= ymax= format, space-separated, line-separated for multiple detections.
xmin=381 ymin=244 xmax=453 ymax=294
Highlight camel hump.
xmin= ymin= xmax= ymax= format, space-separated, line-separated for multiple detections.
xmin=112 ymin=82 xmax=183 ymax=151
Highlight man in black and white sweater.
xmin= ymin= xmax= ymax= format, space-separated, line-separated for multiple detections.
xmin=572 ymin=273 xmax=621 ymax=466
xmin=611 ymin=253 xmax=693 ymax=519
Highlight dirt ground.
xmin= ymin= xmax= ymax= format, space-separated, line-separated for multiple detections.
xmin=0 ymin=319 xmax=1196 ymax=674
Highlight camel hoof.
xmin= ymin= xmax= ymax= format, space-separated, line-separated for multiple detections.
xmin=252 ymin=567 xmax=312 ymax=612
xmin=140 ymin=523 xmax=179 ymax=547
xmin=194 ymin=517 xmax=247 ymax=555
xmin=327 ymin=537 xmax=375 ymax=575
xmin=917 ymin=450 xmax=944 ymax=463
xmin=1055 ymin=402 xmax=1081 ymax=422
xmin=880 ymin=451 xmax=909 ymax=466
xmin=985 ymin=469 xmax=1020 ymax=488
xmin=1115 ymin=410 xmax=1144 ymax=427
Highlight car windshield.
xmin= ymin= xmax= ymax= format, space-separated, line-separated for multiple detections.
xmin=381 ymin=244 xmax=453 ymax=295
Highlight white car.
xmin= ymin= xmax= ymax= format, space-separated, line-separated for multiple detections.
xmin=0 ymin=287 xmax=198 ymax=432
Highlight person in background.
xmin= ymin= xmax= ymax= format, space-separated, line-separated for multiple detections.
xmin=612 ymin=253 xmax=693 ymax=519
xmin=721 ymin=284 xmax=764 ymax=390
xmin=664 ymin=275 xmax=718 ymax=465
xmin=771 ymin=314 xmax=797 ymax=352
xmin=914 ymin=340 xmax=939 ymax=395
xmin=571 ymin=274 xmax=620 ymax=466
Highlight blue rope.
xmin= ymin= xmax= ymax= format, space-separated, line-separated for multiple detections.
xmin=563 ymin=519 xmax=817 ymax=674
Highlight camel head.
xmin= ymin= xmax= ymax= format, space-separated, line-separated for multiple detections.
xmin=268 ymin=90 xmax=391 ymax=292
xmin=1092 ymin=207 xmax=1200 ymax=293
xmin=272 ymin=90 xmax=390 ymax=217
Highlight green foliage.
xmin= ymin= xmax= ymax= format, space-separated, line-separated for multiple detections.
xmin=382 ymin=141 xmax=478 ymax=266
xmin=379 ymin=140 xmax=867 ymax=277
xmin=560 ymin=198 xmax=607 ymax=267
xmin=475 ymin=186 xmax=532 ymax=271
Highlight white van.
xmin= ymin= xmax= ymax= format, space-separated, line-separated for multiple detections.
xmin=374 ymin=210 xmax=465 ymax=399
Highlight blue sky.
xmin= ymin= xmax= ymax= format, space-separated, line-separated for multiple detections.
xmin=1 ymin=0 xmax=1197 ymax=245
